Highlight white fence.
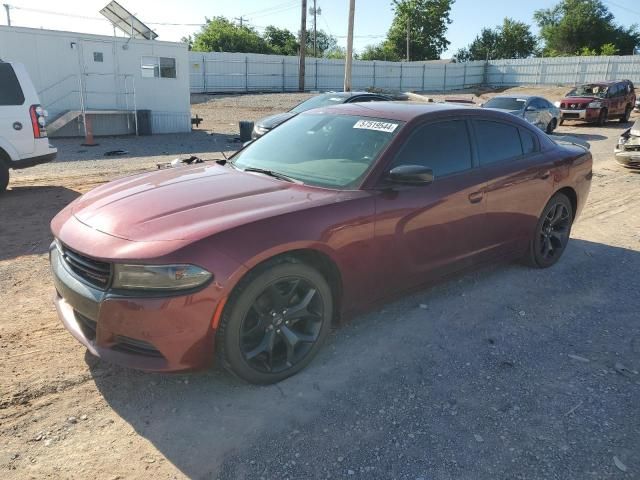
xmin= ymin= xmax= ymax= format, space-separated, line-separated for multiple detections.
xmin=189 ymin=52 xmax=640 ymax=94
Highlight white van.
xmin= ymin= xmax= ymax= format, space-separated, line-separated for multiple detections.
xmin=0 ymin=60 xmax=57 ymax=193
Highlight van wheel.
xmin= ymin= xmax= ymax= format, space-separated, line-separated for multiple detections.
xmin=217 ymin=259 xmax=333 ymax=384
xmin=524 ymin=193 xmax=573 ymax=269
xmin=620 ymin=105 xmax=632 ymax=123
xmin=0 ymin=163 xmax=9 ymax=194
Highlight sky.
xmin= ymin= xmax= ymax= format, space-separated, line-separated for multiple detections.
xmin=2 ymin=0 xmax=640 ymax=57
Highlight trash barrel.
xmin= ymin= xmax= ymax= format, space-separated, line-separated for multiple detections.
xmin=239 ymin=121 xmax=254 ymax=143
xmin=136 ymin=110 xmax=152 ymax=136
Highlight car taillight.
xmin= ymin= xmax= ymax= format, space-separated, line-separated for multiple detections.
xmin=29 ymin=104 xmax=47 ymax=138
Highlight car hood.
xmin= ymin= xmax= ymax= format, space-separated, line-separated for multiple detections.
xmin=70 ymin=164 xmax=338 ymax=242
xmin=255 ymin=112 xmax=296 ymax=129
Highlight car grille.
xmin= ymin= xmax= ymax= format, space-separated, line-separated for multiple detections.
xmin=113 ymin=336 xmax=164 ymax=358
xmin=561 ymin=103 xmax=586 ymax=109
xmin=60 ymin=244 xmax=112 ymax=289
xmin=623 ymin=144 xmax=640 ymax=152
xmin=75 ymin=311 xmax=97 ymax=341
xmin=564 ymin=113 xmax=580 ymax=119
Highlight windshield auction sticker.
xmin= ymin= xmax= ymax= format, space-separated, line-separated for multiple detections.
xmin=353 ymin=120 xmax=399 ymax=133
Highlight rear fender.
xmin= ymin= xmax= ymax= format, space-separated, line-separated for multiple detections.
xmin=0 ymin=138 xmax=20 ymax=163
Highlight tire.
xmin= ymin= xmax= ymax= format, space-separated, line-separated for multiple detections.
xmin=546 ymin=118 xmax=557 ymax=134
xmin=525 ymin=193 xmax=573 ymax=269
xmin=217 ymin=258 xmax=333 ymax=384
xmin=620 ymin=105 xmax=632 ymax=123
xmin=597 ymin=108 xmax=608 ymax=126
xmin=0 ymin=162 xmax=9 ymax=194
xmin=558 ymin=118 xmax=564 ymax=126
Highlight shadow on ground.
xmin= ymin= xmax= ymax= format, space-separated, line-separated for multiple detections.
xmin=50 ymin=131 xmax=240 ymax=163
xmin=0 ymin=186 xmax=80 ymax=261
xmin=91 ymin=238 xmax=640 ymax=479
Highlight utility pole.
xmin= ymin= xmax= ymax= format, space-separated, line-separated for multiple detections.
xmin=3 ymin=4 xmax=10 ymax=26
xmin=406 ymin=17 xmax=410 ymax=62
xmin=234 ymin=16 xmax=247 ymax=27
xmin=299 ymin=0 xmax=307 ymax=91
xmin=344 ymin=0 xmax=355 ymax=92
xmin=309 ymin=1 xmax=322 ymax=57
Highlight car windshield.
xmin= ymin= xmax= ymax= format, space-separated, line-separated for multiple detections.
xmin=290 ymin=94 xmax=348 ymax=114
xmin=484 ymin=97 xmax=526 ymax=110
xmin=232 ymin=113 xmax=402 ymax=189
xmin=567 ymin=84 xmax=608 ymax=98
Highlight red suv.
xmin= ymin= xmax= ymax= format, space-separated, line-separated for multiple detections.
xmin=557 ymin=80 xmax=635 ymax=126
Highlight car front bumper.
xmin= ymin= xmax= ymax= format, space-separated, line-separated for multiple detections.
xmin=615 ymin=149 xmax=640 ymax=168
xmin=50 ymin=244 xmax=220 ymax=372
xmin=559 ymin=108 xmax=600 ymax=122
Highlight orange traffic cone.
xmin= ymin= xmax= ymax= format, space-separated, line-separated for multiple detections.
xmin=82 ymin=115 xmax=99 ymax=147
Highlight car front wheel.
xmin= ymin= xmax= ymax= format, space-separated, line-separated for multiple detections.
xmin=217 ymin=259 xmax=333 ymax=384
xmin=525 ymin=193 xmax=573 ymax=268
xmin=546 ymin=118 xmax=557 ymax=134
xmin=620 ymin=105 xmax=632 ymax=123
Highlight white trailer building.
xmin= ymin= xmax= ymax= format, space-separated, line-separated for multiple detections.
xmin=0 ymin=26 xmax=191 ymax=136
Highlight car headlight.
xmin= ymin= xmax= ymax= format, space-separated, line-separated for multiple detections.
xmin=554 ymin=101 xmax=561 ymax=108
xmin=253 ymin=125 xmax=269 ymax=135
xmin=588 ymin=101 xmax=601 ymax=108
xmin=112 ymin=264 xmax=212 ymax=291
xmin=618 ymin=136 xmax=629 ymax=145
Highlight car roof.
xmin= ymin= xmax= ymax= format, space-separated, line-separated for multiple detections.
xmin=306 ymin=101 xmax=479 ymax=122
xmin=491 ymin=95 xmax=535 ymax=100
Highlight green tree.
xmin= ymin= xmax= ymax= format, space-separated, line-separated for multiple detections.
xmin=304 ymin=29 xmax=339 ymax=57
xmin=453 ymin=18 xmax=536 ymax=61
xmin=192 ymin=17 xmax=271 ymax=53
xmin=534 ymin=0 xmax=640 ymax=56
xmin=263 ymin=26 xmax=299 ymax=56
xmin=360 ymin=42 xmax=402 ymax=61
xmin=387 ymin=0 xmax=454 ymax=60
xmin=324 ymin=46 xmax=348 ymax=59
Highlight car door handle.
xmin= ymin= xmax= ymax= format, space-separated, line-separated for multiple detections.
xmin=538 ymin=170 xmax=551 ymax=180
xmin=468 ymin=191 xmax=484 ymax=204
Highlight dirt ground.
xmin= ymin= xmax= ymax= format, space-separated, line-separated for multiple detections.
xmin=1 ymin=88 xmax=639 ymax=479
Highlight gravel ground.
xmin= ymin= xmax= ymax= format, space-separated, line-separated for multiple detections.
xmin=1 ymin=88 xmax=639 ymax=480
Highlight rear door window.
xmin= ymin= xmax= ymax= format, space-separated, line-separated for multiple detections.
xmin=0 ymin=63 xmax=25 ymax=106
xmin=519 ymin=129 xmax=537 ymax=155
xmin=474 ymin=120 xmax=524 ymax=165
xmin=393 ymin=120 xmax=473 ymax=178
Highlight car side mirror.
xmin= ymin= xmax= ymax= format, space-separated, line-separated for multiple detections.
xmin=387 ymin=165 xmax=434 ymax=185
xmin=526 ymin=105 xmax=537 ymax=112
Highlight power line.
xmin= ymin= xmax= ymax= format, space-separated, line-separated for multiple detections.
xmin=601 ymin=0 xmax=640 ymax=17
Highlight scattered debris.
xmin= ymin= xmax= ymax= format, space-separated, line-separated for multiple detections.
xmin=564 ymin=401 xmax=583 ymax=416
xmin=191 ymin=115 xmax=203 ymax=128
xmin=157 ymin=155 xmax=205 ymax=169
xmin=474 ymin=434 xmax=484 ymax=442
xmin=103 ymin=150 xmax=128 ymax=157
xmin=614 ymin=362 xmax=634 ymax=377
xmin=613 ymin=456 xmax=627 ymax=472
xmin=419 ymin=304 xmax=428 ymax=309
xmin=568 ymin=354 xmax=590 ymax=363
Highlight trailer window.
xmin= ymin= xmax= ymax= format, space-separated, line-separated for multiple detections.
xmin=141 ymin=57 xmax=176 ymax=79
xmin=0 ymin=63 xmax=25 ymax=106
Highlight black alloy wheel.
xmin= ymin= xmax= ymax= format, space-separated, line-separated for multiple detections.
xmin=526 ymin=193 xmax=573 ymax=268
xmin=218 ymin=260 xmax=332 ymax=384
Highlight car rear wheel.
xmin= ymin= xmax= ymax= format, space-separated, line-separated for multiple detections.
xmin=546 ymin=118 xmax=557 ymax=134
xmin=620 ymin=105 xmax=632 ymax=123
xmin=217 ymin=259 xmax=333 ymax=384
xmin=0 ymin=163 xmax=9 ymax=194
xmin=525 ymin=193 xmax=573 ymax=269
xmin=597 ymin=109 xmax=608 ymax=126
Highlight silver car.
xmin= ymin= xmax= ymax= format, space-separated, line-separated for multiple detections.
xmin=482 ymin=95 xmax=560 ymax=134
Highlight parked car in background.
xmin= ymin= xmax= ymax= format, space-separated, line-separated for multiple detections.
xmin=251 ymin=91 xmax=400 ymax=139
xmin=482 ymin=95 xmax=560 ymax=134
xmin=50 ymin=103 xmax=592 ymax=384
xmin=615 ymin=119 xmax=640 ymax=169
xmin=556 ymin=80 xmax=635 ymax=126
xmin=0 ymin=60 xmax=57 ymax=193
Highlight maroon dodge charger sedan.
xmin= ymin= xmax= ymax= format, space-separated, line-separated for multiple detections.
xmin=50 ymin=103 xmax=592 ymax=384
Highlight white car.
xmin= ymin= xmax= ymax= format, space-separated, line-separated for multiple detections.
xmin=0 ymin=60 xmax=57 ymax=193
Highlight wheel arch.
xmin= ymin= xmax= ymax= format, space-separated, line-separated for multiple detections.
xmin=222 ymin=247 xmax=344 ymax=326
xmin=0 ymin=147 xmax=11 ymax=168
xmin=555 ymin=186 xmax=578 ymax=219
